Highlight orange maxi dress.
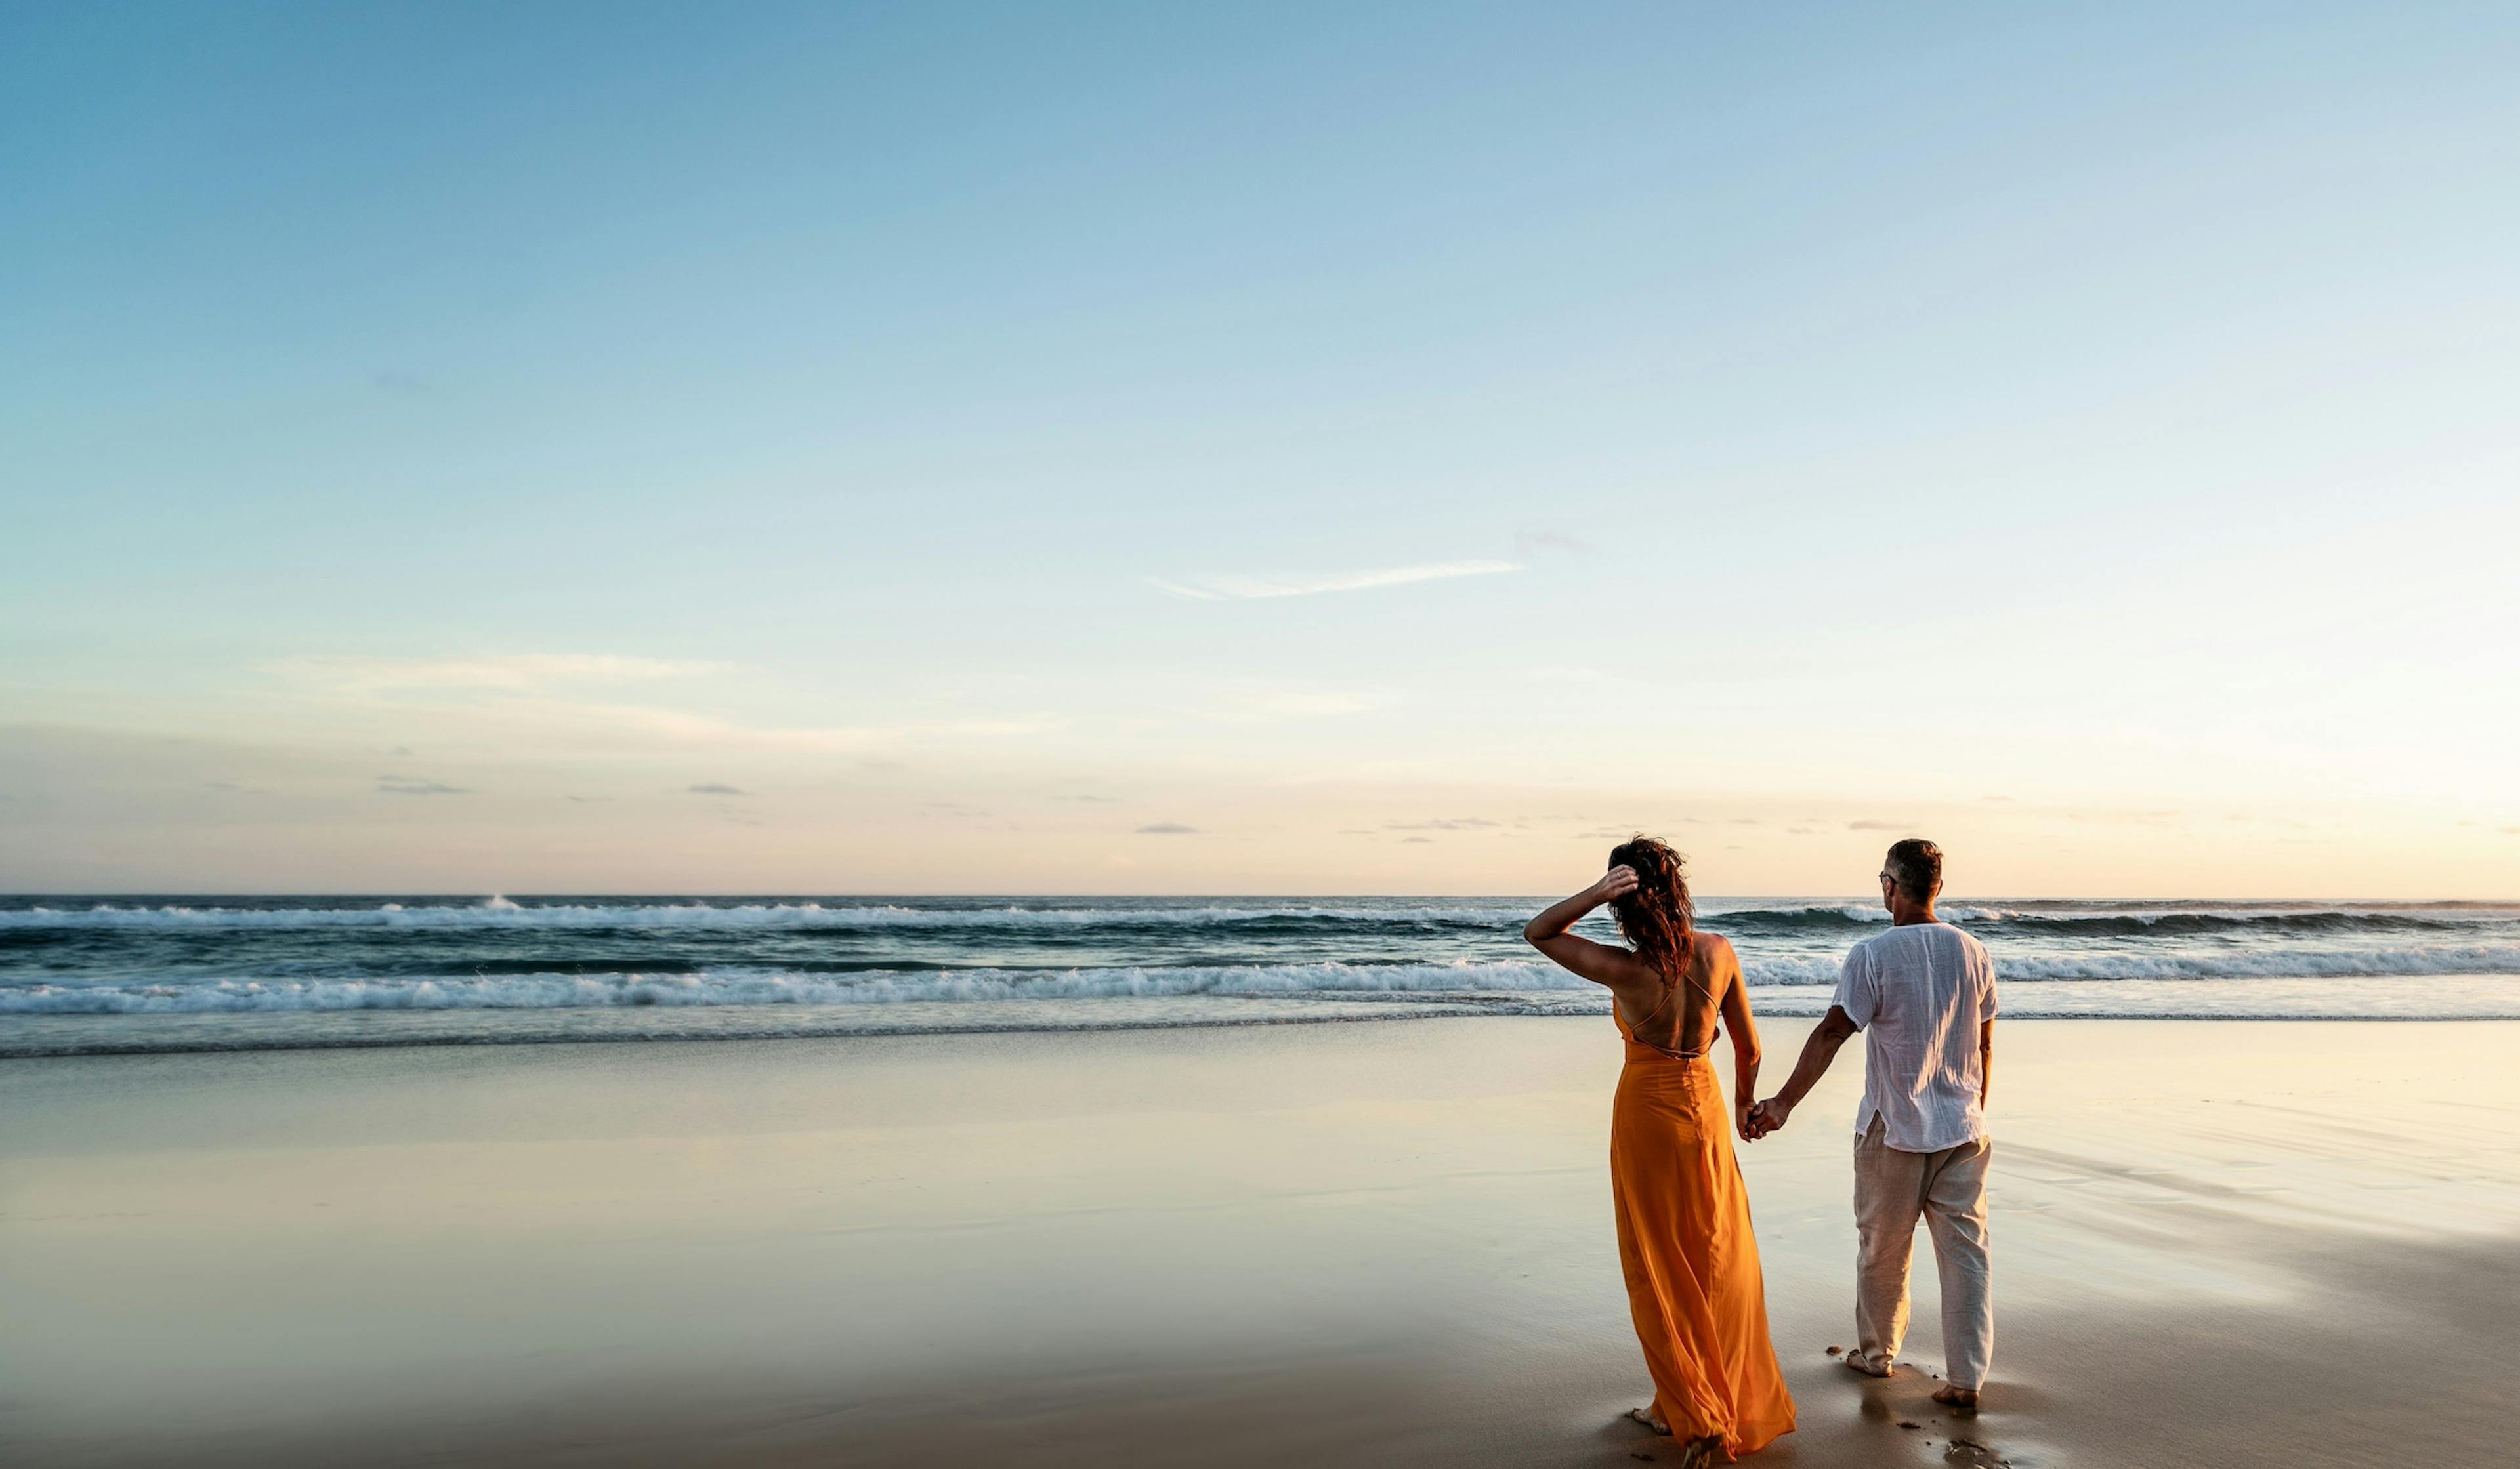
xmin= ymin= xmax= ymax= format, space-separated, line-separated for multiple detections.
xmin=1610 ymin=962 xmax=1796 ymax=1459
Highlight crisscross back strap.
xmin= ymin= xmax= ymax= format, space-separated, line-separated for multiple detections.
xmin=1630 ymin=943 xmax=1721 ymax=1058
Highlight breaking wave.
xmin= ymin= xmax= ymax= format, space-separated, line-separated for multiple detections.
xmin=7 ymin=892 xmax=2513 ymax=1048
xmin=12 ymin=942 xmax=2520 ymax=1017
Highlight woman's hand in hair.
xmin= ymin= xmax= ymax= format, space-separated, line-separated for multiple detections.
xmin=1522 ymin=867 xmax=1654 ymax=989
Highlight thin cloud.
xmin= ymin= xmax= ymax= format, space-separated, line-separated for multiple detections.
xmin=1846 ymin=820 xmax=1917 ymax=831
xmin=377 ymin=774 xmax=467 ymax=796
xmin=686 ymin=783 xmax=747 ymax=797
xmin=275 ymin=653 xmax=719 ymax=692
xmin=1137 ymin=822 xmax=1199 ymax=835
xmin=1386 ymin=817 xmax=1502 ymax=831
xmin=1514 ymin=530 xmax=1591 ymax=556
xmin=1191 ymin=686 xmax=1382 ymax=723
xmin=1149 ymin=560 xmax=1519 ymax=601
xmin=384 ymin=693 xmax=1049 ymax=757
xmin=1400 ymin=836 xmax=1435 ymax=844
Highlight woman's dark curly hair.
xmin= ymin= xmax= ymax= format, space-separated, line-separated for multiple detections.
xmin=1607 ymin=835 xmax=1696 ymax=982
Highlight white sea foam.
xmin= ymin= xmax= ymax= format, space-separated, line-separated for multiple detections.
xmin=12 ymin=941 xmax=2520 ymax=1017
xmin=0 ymin=960 xmax=1579 ymax=1014
xmin=10 ymin=890 xmax=2517 ymax=1054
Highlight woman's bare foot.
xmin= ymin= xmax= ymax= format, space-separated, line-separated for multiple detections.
xmin=1624 ymin=1405 xmax=1670 ymax=1434
xmin=1931 ymin=1384 xmax=1980 ymax=1412
xmin=1675 ymin=1434 xmax=1724 ymax=1468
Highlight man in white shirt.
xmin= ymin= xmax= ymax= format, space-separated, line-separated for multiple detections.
xmin=1748 ymin=839 xmax=1998 ymax=1411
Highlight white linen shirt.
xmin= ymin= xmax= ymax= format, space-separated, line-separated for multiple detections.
xmin=1832 ymin=921 xmax=1998 ymax=1152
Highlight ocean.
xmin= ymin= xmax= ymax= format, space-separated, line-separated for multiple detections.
xmin=3 ymin=895 xmax=2516 ymax=1056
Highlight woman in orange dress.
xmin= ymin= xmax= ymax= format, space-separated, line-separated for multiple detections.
xmin=1524 ymin=837 xmax=1796 ymax=1465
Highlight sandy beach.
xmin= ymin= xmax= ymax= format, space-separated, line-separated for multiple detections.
xmin=16 ymin=3 xmax=2519 ymax=1462
xmin=4 ymin=1016 xmax=2514 ymax=1468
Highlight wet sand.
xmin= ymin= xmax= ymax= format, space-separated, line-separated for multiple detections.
xmin=3 ymin=1018 xmax=2515 ymax=1467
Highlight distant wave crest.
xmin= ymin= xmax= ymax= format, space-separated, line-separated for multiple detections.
xmin=0 ymin=900 xmax=1537 ymax=932
xmin=6 ymin=898 xmax=2515 ymax=938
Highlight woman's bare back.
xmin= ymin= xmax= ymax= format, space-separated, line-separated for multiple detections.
xmin=1618 ymin=933 xmax=1736 ymax=1057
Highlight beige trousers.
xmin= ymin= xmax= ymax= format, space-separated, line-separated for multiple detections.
xmin=1848 ymin=1115 xmax=1992 ymax=1391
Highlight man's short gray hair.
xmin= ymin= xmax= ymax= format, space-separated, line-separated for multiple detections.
xmin=1885 ymin=838 xmax=1942 ymax=903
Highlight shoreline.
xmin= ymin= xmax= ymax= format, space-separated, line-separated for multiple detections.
xmin=9 ymin=995 xmax=2520 ymax=1062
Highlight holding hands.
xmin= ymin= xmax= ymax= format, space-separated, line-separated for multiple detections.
xmin=1738 ymin=1003 xmax=1856 ymax=1142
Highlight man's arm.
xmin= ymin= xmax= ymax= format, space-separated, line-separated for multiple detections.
xmin=1979 ymin=1017 xmax=1994 ymax=1107
xmin=1748 ymin=1005 xmax=1859 ymax=1136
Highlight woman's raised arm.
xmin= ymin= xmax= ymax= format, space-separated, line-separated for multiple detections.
xmin=1523 ymin=867 xmax=1646 ymax=989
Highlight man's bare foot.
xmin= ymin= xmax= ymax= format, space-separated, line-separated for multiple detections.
xmin=1932 ymin=1385 xmax=1980 ymax=1412
xmin=1675 ymin=1434 xmax=1724 ymax=1468
xmin=1625 ymin=1405 xmax=1671 ymax=1434
xmin=1840 ymin=1352 xmax=1891 ymax=1378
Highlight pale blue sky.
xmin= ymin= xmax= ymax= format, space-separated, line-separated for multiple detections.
xmin=6 ymin=3 xmax=2517 ymax=893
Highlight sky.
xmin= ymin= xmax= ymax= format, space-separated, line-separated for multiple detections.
xmin=5 ymin=1 xmax=2518 ymax=896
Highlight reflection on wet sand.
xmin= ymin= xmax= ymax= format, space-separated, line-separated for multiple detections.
xmin=2 ymin=1019 xmax=2513 ymax=1466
